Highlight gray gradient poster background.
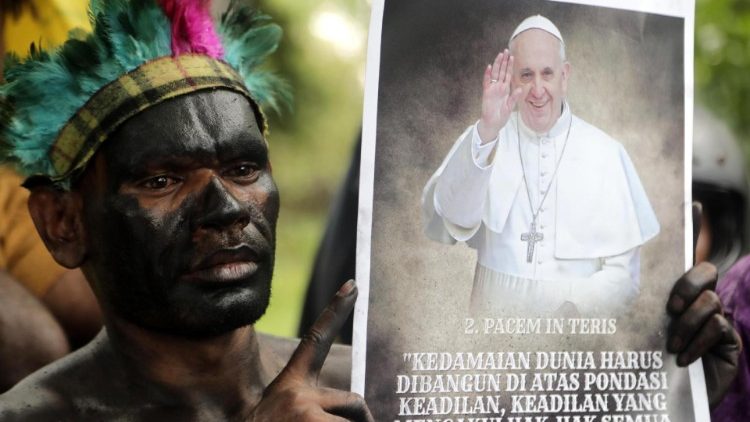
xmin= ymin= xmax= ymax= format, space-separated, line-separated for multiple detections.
xmin=358 ymin=0 xmax=697 ymax=420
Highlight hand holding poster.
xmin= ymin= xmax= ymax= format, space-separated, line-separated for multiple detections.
xmin=352 ymin=0 xmax=728 ymax=420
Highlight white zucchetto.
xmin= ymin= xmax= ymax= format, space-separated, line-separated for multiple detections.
xmin=510 ymin=15 xmax=564 ymax=46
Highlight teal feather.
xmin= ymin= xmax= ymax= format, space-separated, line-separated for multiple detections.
xmin=224 ymin=23 xmax=281 ymax=70
xmin=219 ymin=3 xmax=291 ymax=114
xmin=0 ymin=0 xmax=172 ymax=177
xmin=240 ymin=69 xmax=291 ymax=116
xmin=219 ymin=3 xmax=273 ymax=41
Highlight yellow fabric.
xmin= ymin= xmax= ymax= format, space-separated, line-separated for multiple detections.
xmin=4 ymin=0 xmax=90 ymax=56
xmin=0 ymin=2 xmax=85 ymax=296
xmin=0 ymin=168 xmax=66 ymax=296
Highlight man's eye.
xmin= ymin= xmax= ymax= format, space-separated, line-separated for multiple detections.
xmin=140 ymin=175 xmax=178 ymax=190
xmin=225 ymin=163 xmax=260 ymax=180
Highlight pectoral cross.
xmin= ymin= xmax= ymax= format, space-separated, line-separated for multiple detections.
xmin=520 ymin=222 xmax=544 ymax=263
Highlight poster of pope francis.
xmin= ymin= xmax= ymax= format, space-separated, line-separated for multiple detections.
xmin=353 ymin=0 xmax=705 ymax=420
xmin=421 ymin=14 xmax=660 ymax=317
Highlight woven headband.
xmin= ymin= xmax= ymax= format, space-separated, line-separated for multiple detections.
xmin=50 ymin=55 xmax=265 ymax=182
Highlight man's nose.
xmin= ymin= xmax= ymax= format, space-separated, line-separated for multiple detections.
xmin=195 ymin=176 xmax=251 ymax=230
xmin=530 ymin=77 xmax=545 ymax=97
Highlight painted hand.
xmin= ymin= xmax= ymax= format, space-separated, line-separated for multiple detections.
xmin=666 ymin=203 xmax=741 ymax=408
xmin=251 ymin=280 xmax=373 ymax=421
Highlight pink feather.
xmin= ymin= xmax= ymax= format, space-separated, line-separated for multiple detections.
xmin=158 ymin=0 xmax=224 ymax=58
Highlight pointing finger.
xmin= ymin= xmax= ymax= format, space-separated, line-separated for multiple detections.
xmin=284 ymin=280 xmax=358 ymax=382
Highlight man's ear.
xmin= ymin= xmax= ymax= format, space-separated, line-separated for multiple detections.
xmin=561 ymin=61 xmax=571 ymax=95
xmin=27 ymin=187 xmax=87 ymax=268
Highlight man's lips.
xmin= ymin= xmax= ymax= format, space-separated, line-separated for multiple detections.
xmin=528 ymin=99 xmax=549 ymax=109
xmin=181 ymin=245 xmax=262 ymax=283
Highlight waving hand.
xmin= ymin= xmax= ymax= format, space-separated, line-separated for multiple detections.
xmin=477 ymin=49 xmax=523 ymax=143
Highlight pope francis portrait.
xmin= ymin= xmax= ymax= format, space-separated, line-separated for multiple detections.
xmin=422 ymin=15 xmax=660 ymax=316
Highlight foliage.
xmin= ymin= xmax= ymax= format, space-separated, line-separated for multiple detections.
xmin=252 ymin=0 xmax=368 ymax=336
xmin=695 ymin=0 xmax=750 ymax=144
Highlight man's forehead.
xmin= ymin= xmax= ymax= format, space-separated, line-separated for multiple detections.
xmin=119 ymin=90 xmax=262 ymax=138
xmin=103 ymin=90 xmax=265 ymax=167
xmin=511 ymin=29 xmax=563 ymax=65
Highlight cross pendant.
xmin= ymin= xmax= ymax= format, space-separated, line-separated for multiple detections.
xmin=520 ymin=223 xmax=544 ymax=263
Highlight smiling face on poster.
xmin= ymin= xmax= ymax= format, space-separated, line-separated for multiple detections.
xmin=511 ymin=26 xmax=570 ymax=134
xmin=354 ymin=0 xmax=703 ymax=421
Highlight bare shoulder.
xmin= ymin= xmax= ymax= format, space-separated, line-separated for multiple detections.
xmin=0 ymin=381 xmax=73 ymax=421
xmin=258 ymin=333 xmax=353 ymax=390
xmin=0 ymin=352 xmax=90 ymax=421
xmin=0 ymin=333 xmax=114 ymax=421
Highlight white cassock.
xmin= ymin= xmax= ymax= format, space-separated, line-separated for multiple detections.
xmin=421 ymin=103 xmax=660 ymax=316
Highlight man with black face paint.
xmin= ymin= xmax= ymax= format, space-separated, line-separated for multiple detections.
xmin=2 ymin=88 xmax=371 ymax=421
xmin=79 ymin=91 xmax=279 ymax=338
xmin=0 ymin=0 xmax=371 ymax=420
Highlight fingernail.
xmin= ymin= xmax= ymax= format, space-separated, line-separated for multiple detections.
xmin=669 ymin=295 xmax=685 ymax=312
xmin=339 ymin=280 xmax=356 ymax=296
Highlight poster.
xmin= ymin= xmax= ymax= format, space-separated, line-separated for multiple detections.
xmin=353 ymin=0 xmax=703 ymax=421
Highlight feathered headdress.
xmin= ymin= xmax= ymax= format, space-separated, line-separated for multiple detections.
xmin=0 ymin=0 xmax=290 ymax=186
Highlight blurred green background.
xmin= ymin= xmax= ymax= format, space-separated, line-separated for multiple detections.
xmin=252 ymin=0 xmax=369 ymax=336
xmin=695 ymin=0 xmax=750 ymax=148
xmin=256 ymin=0 xmax=750 ymax=338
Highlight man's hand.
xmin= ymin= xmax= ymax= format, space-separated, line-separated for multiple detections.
xmin=477 ymin=49 xmax=523 ymax=143
xmin=666 ymin=263 xmax=741 ymax=408
xmin=252 ymin=280 xmax=373 ymax=421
